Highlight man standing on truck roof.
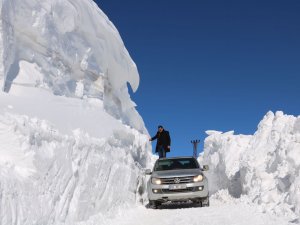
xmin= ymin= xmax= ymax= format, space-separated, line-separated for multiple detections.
xmin=149 ymin=125 xmax=171 ymax=158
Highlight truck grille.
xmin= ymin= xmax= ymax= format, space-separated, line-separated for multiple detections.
xmin=161 ymin=176 xmax=194 ymax=184
xmin=161 ymin=187 xmax=195 ymax=194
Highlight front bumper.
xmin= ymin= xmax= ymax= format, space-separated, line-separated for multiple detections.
xmin=147 ymin=179 xmax=209 ymax=202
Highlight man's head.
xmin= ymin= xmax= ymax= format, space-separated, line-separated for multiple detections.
xmin=158 ymin=125 xmax=164 ymax=132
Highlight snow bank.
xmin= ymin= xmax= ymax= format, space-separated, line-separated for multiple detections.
xmin=201 ymin=111 xmax=300 ymax=219
xmin=0 ymin=0 xmax=145 ymax=132
xmin=0 ymin=111 xmax=151 ymax=225
xmin=0 ymin=0 xmax=153 ymax=224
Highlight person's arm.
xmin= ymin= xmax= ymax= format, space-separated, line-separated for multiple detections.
xmin=167 ymin=131 xmax=171 ymax=148
xmin=149 ymin=133 xmax=158 ymax=141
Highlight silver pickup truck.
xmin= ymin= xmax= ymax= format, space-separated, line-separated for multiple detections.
xmin=146 ymin=157 xmax=209 ymax=209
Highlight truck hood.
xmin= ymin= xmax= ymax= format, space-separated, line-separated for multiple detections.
xmin=152 ymin=169 xmax=202 ymax=178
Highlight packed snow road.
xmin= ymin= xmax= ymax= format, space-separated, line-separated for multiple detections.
xmin=104 ymin=200 xmax=292 ymax=225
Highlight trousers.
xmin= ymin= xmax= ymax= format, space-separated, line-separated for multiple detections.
xmin=157 ymin=146 xmax=166 ymax=158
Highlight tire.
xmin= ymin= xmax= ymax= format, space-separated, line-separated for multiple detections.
xmin=149 ymin=200 xmax=160 ymax=209
xmin=198 ymin=201 xmax=203 ymax=207
xmin=201 ymin=197 xmax=209 ymax=207
xmin=192 ymin=199 xmax=202 ymax=207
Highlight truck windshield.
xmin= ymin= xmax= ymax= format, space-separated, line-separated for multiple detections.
xmin=154 ymin=158 xmax=199 ymax=171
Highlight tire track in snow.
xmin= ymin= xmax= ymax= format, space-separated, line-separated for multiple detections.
xmin=104 ymin=201 xmax=293 ymax=225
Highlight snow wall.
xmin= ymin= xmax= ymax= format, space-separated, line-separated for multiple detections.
xmin=0 ymin=0 xmax=153 ymax=224
xmin=0 ymin=113 xmax=151 ymax=225
xmin=201 ymin=111 xmax=300 ymax=219
xmin=0 ymin=0 xmax=146 ymax=133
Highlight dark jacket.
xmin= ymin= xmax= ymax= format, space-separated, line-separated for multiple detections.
xmin=151 ymin=130 xmax=171 ymax=152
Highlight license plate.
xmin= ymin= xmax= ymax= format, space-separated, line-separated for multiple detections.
xmin=169 ymin=184 xmax=187 ymax=190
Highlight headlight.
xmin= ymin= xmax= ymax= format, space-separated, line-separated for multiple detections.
xmin=193 ymin=175 xmax=203 ymax=182
xmin=151 ymin=177 xmax=162 ymax=185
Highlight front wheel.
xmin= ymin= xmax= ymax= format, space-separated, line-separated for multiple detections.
xmin=192 ymin=199 xmax=202 ymax=207
xmin=201 ymin=197 xmax=210 ymax=207
xmin=149 ymin=200 xmax=161 ymax=209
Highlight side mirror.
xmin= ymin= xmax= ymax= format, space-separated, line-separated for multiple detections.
xmin=202 ymin=165 xmax=209 ymax=171
xmin=145 ymin=169 xmax=152 ymax=175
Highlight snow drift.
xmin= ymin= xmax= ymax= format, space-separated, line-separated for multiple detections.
xmin=0 ymin=0 xmax=152 ymax=224
xmin=0 ymin=109 xmax=151 ymax=225
xmin=201 ymin=111 xmax=300 ymax=220
xmin=0 ymin=0 xmax=145 ymax=132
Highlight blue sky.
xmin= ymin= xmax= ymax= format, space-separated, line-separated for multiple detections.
xmin=97 ymin=0 xmax=300 ymax=157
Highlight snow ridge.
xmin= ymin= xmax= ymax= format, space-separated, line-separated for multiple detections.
xmin=201 ymin=111 xmax=300 ymax=220
xmin=0 ymin=1 xmax=153 ymax=224
xmin=0 ymin=112 xmax=151 ymax=225
xmin=0 ymin=0 xmax=145 ymax=132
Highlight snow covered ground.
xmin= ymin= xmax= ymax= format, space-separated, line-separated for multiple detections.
xmin=104 ymin=196 xmax=293 ymax=225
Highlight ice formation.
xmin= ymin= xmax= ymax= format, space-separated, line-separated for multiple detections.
xmin=201 ymin=111 xmax=300 ymax=219
xmin=0 ymin=0 xmax=145 ymax=132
